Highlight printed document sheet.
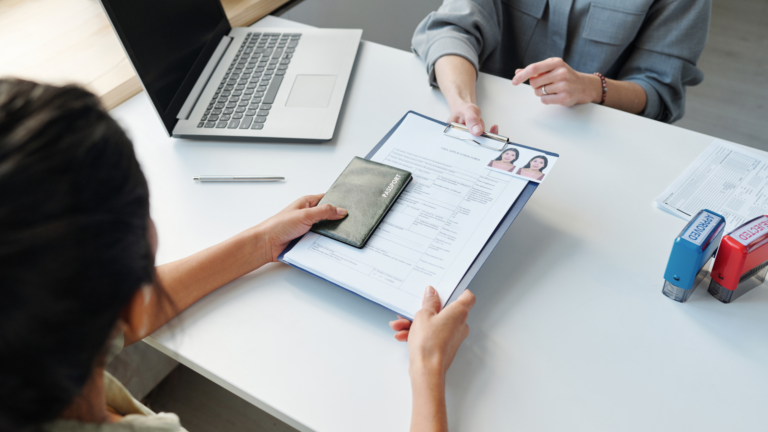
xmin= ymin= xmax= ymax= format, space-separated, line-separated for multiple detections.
xmin=284 ymin=113 xmax=558 ymax=318
xmin=656 ymin=140 xmax=768 ymax=230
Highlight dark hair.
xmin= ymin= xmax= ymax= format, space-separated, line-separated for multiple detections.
xmin=0 ymin=79 xmax=154 ymax=430
xmin=523 ymin=155 xmax=549 ymax=171
xmin=494 ymin=148 xmax=519 ymax=164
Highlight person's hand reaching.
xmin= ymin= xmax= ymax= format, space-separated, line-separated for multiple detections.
xmin=256 ymin=194 xmax=347 ymax=262
xmin=390 ymin=287 xmax=476 ymax=377
xmin=447 ymin=101 xmax=499 ymax=137
xmin=434 ymin=55 xmax=499 ymax=137
xmin=390 ymin=287 xmax=476 ymax=432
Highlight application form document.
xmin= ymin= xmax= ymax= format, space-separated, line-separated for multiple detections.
xmin=284 ymin=113 xmax=556 ymax=318
xmin=656 ymin=140 xmax=768 ymax=230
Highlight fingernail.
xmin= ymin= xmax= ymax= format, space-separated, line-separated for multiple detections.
xmin=472 ymin=125 xmax=482 ymax=135
xmin=337 ymin=207 xmax=347 ymax=216
xmin=425 ymin=286 xmax=436 ymax=297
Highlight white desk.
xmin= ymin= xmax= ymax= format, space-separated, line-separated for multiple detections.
xmin=111 ymin=15 xmax=768 ymax=432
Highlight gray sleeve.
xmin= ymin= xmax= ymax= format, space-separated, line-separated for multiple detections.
xmin=411 ymin=0 xmax=503 ymax=87
xmin=618 ymin=0 xmax=711 ymax=123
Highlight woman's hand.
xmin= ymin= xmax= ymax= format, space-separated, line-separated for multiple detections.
xmin=142 ymin=194 xmax=345 ymax=346
xmin=447 ymin=101 xmax=499 ymax=136
xmin=390 ymin=287 xmax=476 ymax=432
xmin=512 ymin=57 xmax=602 ymax=107
xmin=391 ymin=287 xmax=475 ymax=374
xmin=256 ymin=194 xmax=347 ymax=263
xmin=435 ymin=55 xmax=498 ymax=137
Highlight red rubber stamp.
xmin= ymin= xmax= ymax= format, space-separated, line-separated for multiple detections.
xmin=709 ymin=215 xmax=768 ymax=303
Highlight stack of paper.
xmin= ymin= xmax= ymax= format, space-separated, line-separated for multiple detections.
xmin=656 ymin=140 xmax=768 ymax=230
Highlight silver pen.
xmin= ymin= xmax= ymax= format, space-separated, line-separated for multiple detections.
xmin=193 ymin=175 xmax=285 ymax=182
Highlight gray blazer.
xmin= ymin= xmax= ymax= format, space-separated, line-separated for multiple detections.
xmin=412 ymin=0 xmax=711 ymax=123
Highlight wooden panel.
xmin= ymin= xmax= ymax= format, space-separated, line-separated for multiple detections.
xmin=222 ymin=0 xmax=292 ymax=28
xmin=0 ymin=0 xmax=290 ymax=109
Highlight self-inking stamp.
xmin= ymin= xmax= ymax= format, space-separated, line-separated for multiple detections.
xmin=663 ymin=209 xmax=725 ymax=302
xmin=709 ymin=215 xmax=768 ymax=303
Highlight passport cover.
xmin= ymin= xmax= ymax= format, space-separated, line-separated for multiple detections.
xmin=311 ymin=157 xmax=412 ymax=248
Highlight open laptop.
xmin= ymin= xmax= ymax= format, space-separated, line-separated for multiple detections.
xmin=100 ymin=0 xmax=362 ymax=142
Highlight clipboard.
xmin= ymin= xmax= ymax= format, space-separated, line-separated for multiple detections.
xmin=278 ymin=111 xmax=558 ymax=318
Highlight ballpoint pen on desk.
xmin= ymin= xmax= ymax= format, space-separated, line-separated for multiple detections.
xmin=193 ymin=176 xmax=285 ymax=182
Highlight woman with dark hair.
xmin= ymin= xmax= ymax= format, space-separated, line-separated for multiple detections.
xmin=517 ymin=156 xmax=548 ymax=181
xmin=487 ymin=147 xmax=519 ymax=172
xmin=0 ymin=79 xmax=475 ymax=432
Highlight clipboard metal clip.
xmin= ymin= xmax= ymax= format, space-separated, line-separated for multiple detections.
xmin=443 ymin=122 xmax=509 ymax=151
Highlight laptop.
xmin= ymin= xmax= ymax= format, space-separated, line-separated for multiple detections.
xmin=100 ymin=0 xmax=362 ymax=142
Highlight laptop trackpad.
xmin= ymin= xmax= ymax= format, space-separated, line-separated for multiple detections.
xmin=286 ymin=75 xmax=337 ymax=108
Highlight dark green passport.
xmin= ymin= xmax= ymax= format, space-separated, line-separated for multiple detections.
xmin=311 ymin=157 xmax=412 ymax=248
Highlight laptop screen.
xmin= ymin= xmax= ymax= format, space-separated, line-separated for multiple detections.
xmin=101 ymin=0 xmax=230 ymax=133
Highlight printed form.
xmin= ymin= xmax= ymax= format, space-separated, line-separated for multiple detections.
xmin=656 ymin=140 xmax=768 ymax=230
xmin=284 ymin=113 xmax=531 ymax=318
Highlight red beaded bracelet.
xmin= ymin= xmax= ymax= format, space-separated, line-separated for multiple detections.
xmin=593 ymin=72 xmax=607 ymax=105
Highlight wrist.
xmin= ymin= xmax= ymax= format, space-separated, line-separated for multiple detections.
xmin=584 ymin=73 xmax=603 ymax=104
xmin=435 ymin=55 xmax=477 ymax=106
xmin=410 ymin=357 xmax=446 ymax=387
xmin=592 ymin=73 xmax=608 ymax=105
xmin=445 ymin=92 xmax=475 ymax=113
xmin=409 ymin=360 xmax=449 ymax=432
xmin=246 ymin=225 xmax=274 ymax=266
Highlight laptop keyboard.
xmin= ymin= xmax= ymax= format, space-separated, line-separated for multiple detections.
xmin=197 ymin=32 xmax=300 ymax=130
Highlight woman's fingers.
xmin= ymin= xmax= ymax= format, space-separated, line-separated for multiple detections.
xmin=533 ymin=79 xmax=567 ymax=97
xmin=489 ymin=124 xmax=499 ymax=135
xmin=459 ymin=105 xmax=485 ymax=136
xmin=523 ymin=60 xmax=595 ymax=107
xmin=512 ymin=58 xmax=562 ymax=85
xmin=530 ymin=67 xmax=566 ymax=94
xmin=448 ymin=102 xmax=490 ymax=136
xmin=529 ymin=74 xmax=581 ymax=106
xmin=389 ymin=318 xmax=412 ymax=331
xmin=421 ymin=285 xmax=442 ymax=315
xmin=439 ymin=289 xmax=476 ymax=325
xmin=283 ymin=194 xmax=324 ymax=213
xmin=300 ymin=203 xmax=347 ymax=225
xmin=390 ymin=315 xmax=411 ymax=341
xmin=454 ymin=289 xmax=476 ymax=309
xmin=541 ymin=93 xmax=571 ymax=106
